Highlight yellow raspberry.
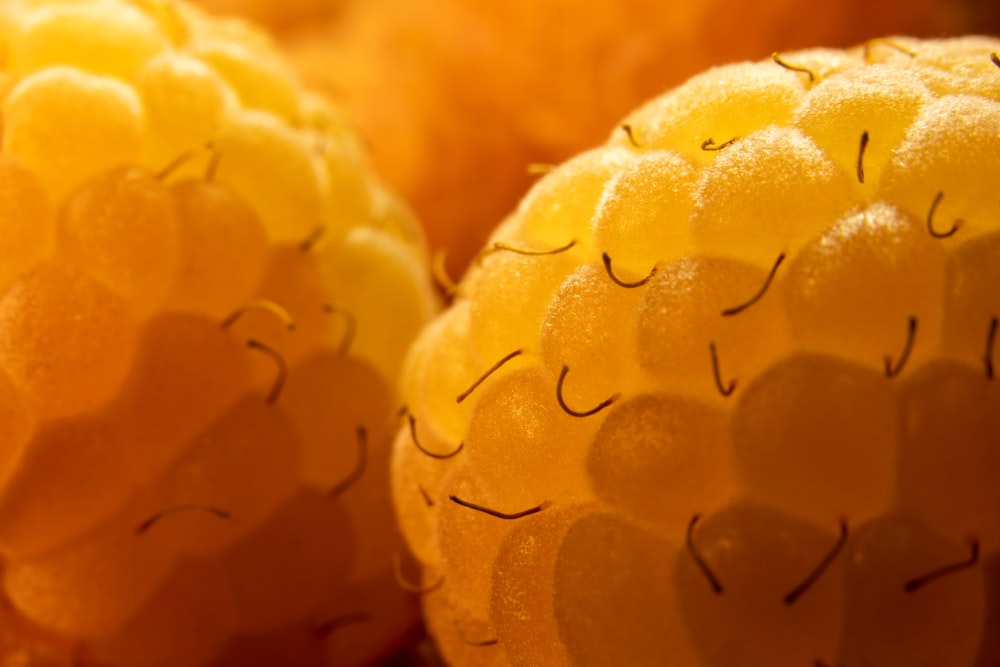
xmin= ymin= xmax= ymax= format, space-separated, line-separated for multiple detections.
xmin=394 ymin=36 xmax=1000 ymax=667
xmin=0 ymin=1 xmax=435 ymax=665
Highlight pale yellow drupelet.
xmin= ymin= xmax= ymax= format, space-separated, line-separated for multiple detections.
xmin=394 ymin=36 xmax=1000 ymax=667
xmin=0 ymin=1 xmax=436 ymax=665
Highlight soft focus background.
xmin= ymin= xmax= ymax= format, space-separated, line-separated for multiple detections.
xmin=191 ymin=1 xmax=999 ymax=664
xmin=198 ymin=0 xmax=1000 ymax=278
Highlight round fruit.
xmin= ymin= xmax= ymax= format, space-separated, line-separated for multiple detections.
xmin=0 ymin=1 xmax=435 ymax=665
xmin=393 ymin=36 xmax=1000 ymax=667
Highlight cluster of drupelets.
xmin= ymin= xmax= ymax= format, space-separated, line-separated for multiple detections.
xmin=0 ymin=0 xmax=435 ymax=665
xmin=395 ymin=38 xmax=1000 ymax=667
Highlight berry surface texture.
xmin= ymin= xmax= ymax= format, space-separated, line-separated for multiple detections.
xmin=394 ymin=36 xmax=1000 ymax=667
xmin=0 ymin=0 xmax=436 ymax=665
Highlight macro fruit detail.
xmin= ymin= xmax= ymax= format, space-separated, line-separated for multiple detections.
xmin=394 ymin=37 xmax=1000 ymax=667
xmin=0 ymin=1 xmax=435 ymax=665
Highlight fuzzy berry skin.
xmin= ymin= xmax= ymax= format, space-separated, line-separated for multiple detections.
xmin=393 ymin=36 xmax=1000 ymax=667
xmin=0 ymin=1 xmax=435 ymax=665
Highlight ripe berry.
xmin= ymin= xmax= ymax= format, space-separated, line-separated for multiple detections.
xmin=394 ymin=36 xmax=1000 ymax=667
xmin=0 ymin=1 xmax=434 ymax=665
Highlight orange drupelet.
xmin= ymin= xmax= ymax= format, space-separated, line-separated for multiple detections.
xmin=0 ymin=1 xmax=436 ymax=665
xmin=394 ymin=36 xmax=1000 ymax=667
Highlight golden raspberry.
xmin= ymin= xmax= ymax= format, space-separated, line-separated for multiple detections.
xmin=394 ymin=36 xmax=1000 ymax=667
xmin=0 ymin=1 xmax=435 ymax=665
